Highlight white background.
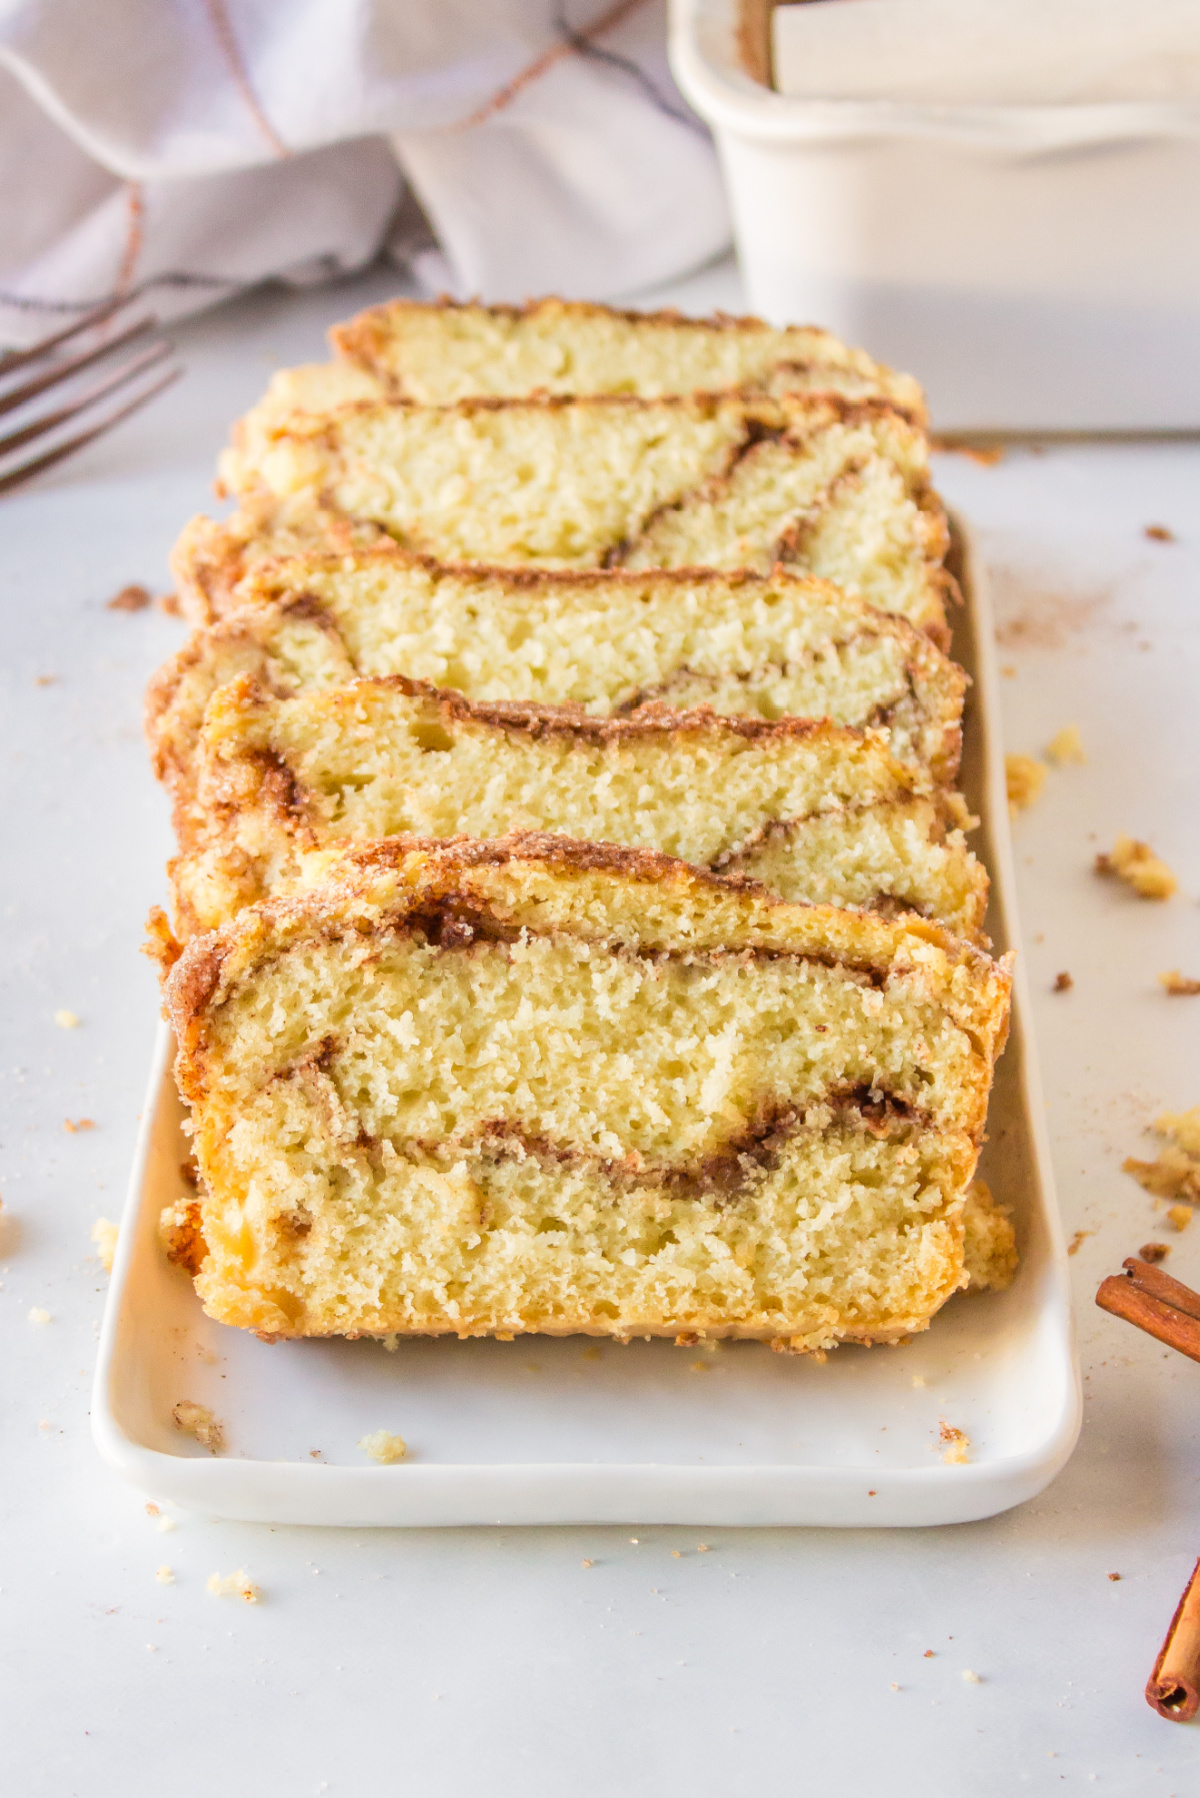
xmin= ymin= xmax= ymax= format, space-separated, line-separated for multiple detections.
xmin=2 ymin=259 xmax=1199 ymax=1796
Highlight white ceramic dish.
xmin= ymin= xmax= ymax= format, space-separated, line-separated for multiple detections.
xmin=670 ymin=0 xmax=1200 ymax=432
xmin=92 ymin=523 xmax=1080 ymax=1526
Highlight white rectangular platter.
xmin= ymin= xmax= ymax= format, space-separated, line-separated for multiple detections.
xmin=92 ymin=521 xmax=1081 ymax=1527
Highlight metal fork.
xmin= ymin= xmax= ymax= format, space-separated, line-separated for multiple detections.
xmin=0 ymin=296 xmax=181 ymax=497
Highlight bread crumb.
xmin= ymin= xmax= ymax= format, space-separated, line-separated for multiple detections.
xmin=1096 ymin=835 xmax=1177 ymax=899
xmin=206 ymin=1570 xmax=259 ymax=1603
xmin=157 ymin=1516 xmax=176 ymax=1533
xmin=35 ymin=674 xmax=57 ymax=686
xmin=1168 ymin=1205 xmax=1192 ymax=1233
xmin=1124 ymin=1109 xmax=1200 ymax=1202
xmin=107 ymin=584 xmax=152 ymax=612
xmin=379 ymin=1334 xmax=399 ymax=1352
xmin=53 ymin=1009 xmax=80 ymax=1029
xmin=1144 ymin=524 xmax=1175 ymax=542
xmin=358 ymin=1429 xmax=407 ymax=1464
xmin=890 ymin=1681 xmax=900 ymax=1690
xmin=91 ymin=1217 xmax=118 ymax=1273
xmin=64 ymin=1117 xmax=95 ymax=1133
xmin=1047 ymin=725 xmax=1085 ymax=765
xmin=924 ymin=1649 xmax=935 ymax=1658
xmin=1067 ymin=1231 xmax=1091 ymax=1256
xmin=158 ymin=591 xmax=183 ymax=617
xmin=697 ymin=1543 xmax=709 ymax=1552
xmin=940 ymin=1421 xmax=971 ymax=1465
xmin=171 ymin=1400 xmax=224 ymax=1453
xmin=1108 ymin=1571 xmax=1122 ymax=1581
xmin=689 ymin=1359 xmax=710 ymax=1373
xmin=28 ymin=1307 xmax=51 ymax=1325
xmin=1001 ymin=664 xmax=1017 ymax=678
xmin=1160 ymin=971 xmax=1200 ymax=996
xmin=581 ymin=1345 xmax=601 ymax=1361
xmin=962 ymin=1669 xmax=982 ymax=1684
xmin=155 ymin=1565 xmax=175 ymax=1585
xmin=144 ymin=1502 xmax=159 ymax=1516
xmin=1006 ymin=754 xmax=1046 ymax=812
xmin=581 ymin=1559 xmax=594 ymax=1568
xmin=1139 ymin=1242 xmax=1170 ymax=1263
xmin=1054 ymin=972 xmax=1073 ymax=992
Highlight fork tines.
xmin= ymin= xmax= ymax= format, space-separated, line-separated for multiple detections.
xmin=0 ymin=297 xmax=182 ymax=496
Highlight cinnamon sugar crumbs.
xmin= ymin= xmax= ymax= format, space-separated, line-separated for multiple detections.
xmin=939 ymin=1421 xmax=971 ymax=1465
xmin=1139 ymin=1242 xmax=1171 ymax=1263
xmin=1005 ymin=754 xmax=1046 ymax=812
xmin=171 ymin=1400 xmax=224 ymax=1453
xmin=1144 ymin=524 xmax=1176 ymax=543
xmin=1054 ymin=972 xmax=1073 ymax=993
xmin=1067 ymin=1231 xmax=1091 ymax=1256
xmin=91 ymin=1217 xmax=118 ymax=1273
xmin=1108 ymin=1572 xmax=1122 ymax=1581
xmin=1160 ymin=971 xmax=1200 ymax=996
xmin=64 ymin=1117 xmax=95 ymax=1133
xmin=1096 ymin=835 xmax=1177 ymax=899
xmin=1046 ymin=725 xmax=1085 ymax=765
xmin=106 ymin=584 xmax=151 ymax=612
xmin=206 ymin=1570 xmax=259 ymax=1603
xmin=1124 ymin=1109 xmax=1200 ymax=1203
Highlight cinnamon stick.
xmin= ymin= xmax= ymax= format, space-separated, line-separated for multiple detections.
xmin=1147 ymin=1559 xmax=1200 ymax=1721
xmin=1095 ymin=1269 xmax=1200 ymax=1365
xmin=1120 ymin=1257 xmax=1200 ymax=1322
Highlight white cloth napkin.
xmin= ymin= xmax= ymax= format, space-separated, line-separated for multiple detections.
xmin=773 ymin=0 xmax=1200 ymax=106
xmin=0 ymin=0 xmax=730 ymax=348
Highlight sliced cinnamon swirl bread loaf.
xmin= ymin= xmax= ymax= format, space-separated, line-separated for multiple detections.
xmin=156 ymin=835 xmax=1011 ymax=1348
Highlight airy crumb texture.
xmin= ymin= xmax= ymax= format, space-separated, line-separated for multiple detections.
xmin=166 ymin=672 xmax=986 ymax=942
xmin=327 ymin=297 xmax=927 ymax=415
xmin=960 ymin=1179 xmax=1017 ymax=1291
xmin=91 ymin=1217 xmax=118 ymax=1273
xmin=1005 ymin=754 xmax=1046 ymax=812
xmin=184 ymin=394 xmax=951 ymax=637
xmin=1160 ymin=971 xmax=1200 ymax=996
xmin=940 ymin=1422 xmax=971 ymax=1464
xmin=171 ymin=1399 xmax=225 ymax=1453
xmin=1096 ymin=834 xmax=1177 ymax=899
xmin=1046 ymin=724 xmax=1085 ymax=765
xmin=53 ymin=1008 xmax=80 ymax=1029
xmin=160 ymin=834 xmax=1011 ymax=1350
xmin=1123 ymin=1108 xmax=1200 ymax=1202
xmin=206 ymin=1569 xmax=259 ymax=1603
xmin=359 ymin=1429 xmax=408 ymax=1464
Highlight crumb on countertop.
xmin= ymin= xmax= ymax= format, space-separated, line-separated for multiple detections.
xmin=1067 ymin=1231 xmax=1091 ymax=1256
xmin=358 ymin=1429 xmax=407 ymax=1465
xmin=962 ymin=1669 xmax=982 ymax=1684
xmin=939 ymin=1421 xmax=971 ymax=1465
xmin=155 ymin=1565 xmax=175 ymax=1585
xmin=1095 ymin=834 xmax=1177 ymax=899
xmin=171 ymin=1400 xmax=225 ymax=1454
xmin=1054 ymin=972 xmax=1073 ymax=992
xmin=1006 ymin=754 xmax=1046 ymax=812
xmin=1144 ymin=524 xmax=1176 ymax=542
xmin=1161 ymin=971 xmax=1200 ymax=996
xmin=28 ymin=1307 xmax=51 ymax=1325
xmin=53 ymin=1009 xmax=80 ymax=1029
xmin=1168 ymin=1206 xmax=1192 ymax=1233
xmin=1139 ymin=1242 xmax=1170 ymax=1263
xmin=64 ymin=1117 xmax=95 ymax=1133
xmin=158 ymin=591 xmax=183 ymax=617
xmin=206 ymin=1569 xmax=259 ymax=1603
xmin=1108 ymin=1572 xmax=1122 ymax=1581
xmin=1046 ymin=724 xmax=1085 ymax=765
xmin=91 ymin=1217 xmax=118 ymax=1273
xmin=107 ymin=584 xmax=152 ymax=612
xmin=1124 ymin=1108 xmax=1200 ymax=1202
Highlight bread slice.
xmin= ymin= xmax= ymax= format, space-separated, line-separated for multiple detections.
xmin=252 ymin=296 xmax=926 ymax=414
xmin=176 ymin=394 xmax=950 ymax=636
xmin=164 ymin=670 xmax=986 ymax=940
xmin=148 ymin=557 xmax=965 ymax=786
xmin=157 ymin=834 xmax=1012 ymax=1348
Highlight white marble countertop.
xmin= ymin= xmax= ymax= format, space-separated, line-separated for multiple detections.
xmin=2 ymin=259 xmax=1199 ymax=1798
